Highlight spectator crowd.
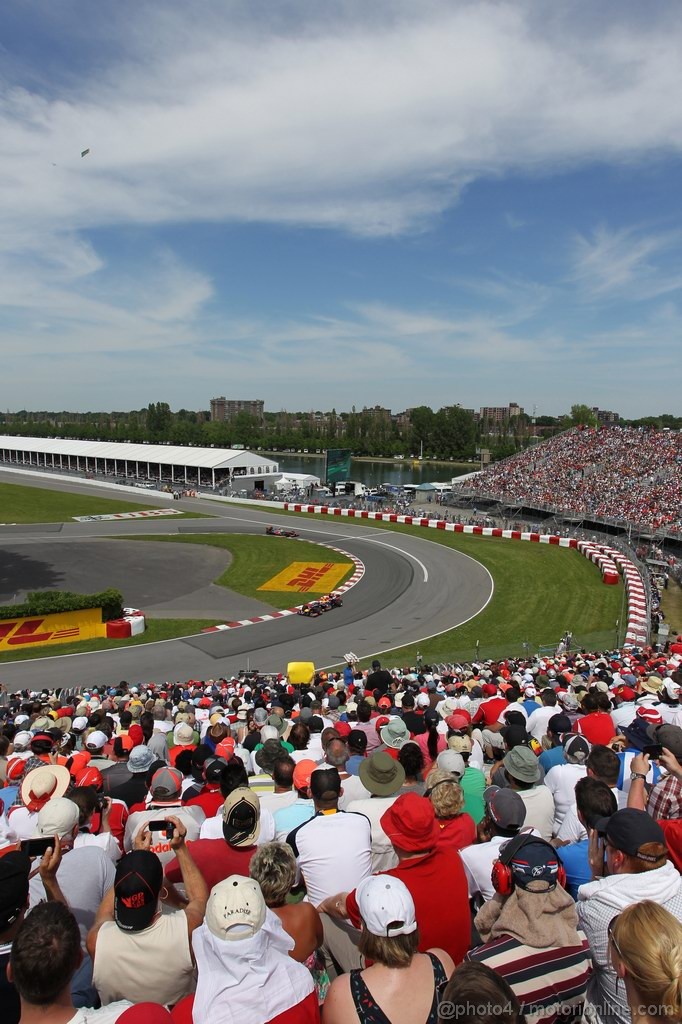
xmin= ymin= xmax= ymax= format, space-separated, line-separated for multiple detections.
xmin=459 ymin=426 xmax=682 ymax=534
xmin=1 ymin=643 xmax=682 ymax=1023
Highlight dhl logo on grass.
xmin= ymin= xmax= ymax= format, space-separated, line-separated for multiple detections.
xmin=0 ymin=608 xmax=105 ymax=651
xmin=259 ymin=561 xmax=351 ymax=594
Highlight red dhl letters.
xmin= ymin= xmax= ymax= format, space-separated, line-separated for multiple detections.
xmin=0 ymin=618 xmax=80 ymax=646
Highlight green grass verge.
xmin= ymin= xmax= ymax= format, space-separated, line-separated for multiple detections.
xmin=256 ymin=514 xmax=625 ymax=665
xmin=0 ymin=481 xmax=211 ymax=524
xmin=0 ymin=618 xmax=216 ymax=663
xmin=126 ymin=534 xmax=355 ymax=609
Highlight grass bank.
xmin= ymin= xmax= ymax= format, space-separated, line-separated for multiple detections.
xmin=0 ymin=481 xmax=209 ymax=524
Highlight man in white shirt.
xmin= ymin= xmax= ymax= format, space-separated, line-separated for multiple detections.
xmin=502 ymin=746 xmax=555 ymax=841
xmin=545 ymin=734 xmax=590 ymax=834
xmin=124 ymin=767 xmax=204 ymax=867
xmin=526 ymin=690 xmax=560 ymax=743
xmin=461 ymin=786 xmax=531 ymax=904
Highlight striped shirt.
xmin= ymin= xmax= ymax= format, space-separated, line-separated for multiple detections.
xmin=467 ymin=933 xmax=591 ymax=1024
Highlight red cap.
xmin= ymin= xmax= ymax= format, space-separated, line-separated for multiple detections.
xmin=481 ymin=683 xmax=498 ymax=696
xmin=6 ymin=757 xmax=25 ymax=783
xmin=380 ymin=792 xmax=440 ymax=852
xmin=76 ymin=766 xmax=104 ymax=790
xmin=445 ymin=713 xmax=471 ymax=732
xmin=615 ymin=686 xmax=636 ymax=702
xmin=128 ymin=724 xmax=144 ymax=747
xmin=374 ymin=715 xmax=390 ymax=733
xmin=293 ymin=759 xmax=318 ymax=790
xmin=334 ymin=721 xmax=352 ymax=738
xmin=214 ymin=737 xmax=235 ymax=759
xmin=377 ymin=696 xmax=392 ymax=709
xmin=116 ymin=735 xmax=134 ymax=752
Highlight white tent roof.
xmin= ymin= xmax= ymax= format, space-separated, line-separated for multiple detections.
xmin=0 ymin=435 xmax=278 ymax=472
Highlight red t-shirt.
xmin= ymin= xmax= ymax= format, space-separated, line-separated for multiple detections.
xmin=164 ymin=839 xmax=256 ymax=891
xmin=183 ymin=785 xmax=224 ymax=818
xmin=573 ymin=712 xmax=616 ymax=745
xmin=436 ymin=813 xmax=477 ymax=852
xmin=472 ymin=697 xmax=508 ymax=727
xmin=346 ymin=846 xmax=470 ymax=965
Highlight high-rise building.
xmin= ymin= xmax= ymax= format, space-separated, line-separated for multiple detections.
xmin=479 ymin=403 xmax=524 ymax=423
xmin=210 ymin=397 xmax=265 ymax=423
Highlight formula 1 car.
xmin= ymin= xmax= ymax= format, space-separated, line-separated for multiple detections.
xmin=297 ymin=594 xmax=343 ymax=616
xmin=265 ymin=525 xmax=299 ymax=538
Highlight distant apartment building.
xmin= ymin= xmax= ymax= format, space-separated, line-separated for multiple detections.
xmin=210 ymin=397 xmax=265 ymax=423
xmin=592 ymin=407 xmax=620 ymax=424
xmin=479 ymin=402 xmax=524 ymax=423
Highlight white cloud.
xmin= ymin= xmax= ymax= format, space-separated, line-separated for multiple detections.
xmin=571 ymin=224 xmax=682 ymax=299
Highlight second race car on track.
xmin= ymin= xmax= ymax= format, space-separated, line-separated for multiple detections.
xmin=265 ymin=525 xmax=299 ymax=538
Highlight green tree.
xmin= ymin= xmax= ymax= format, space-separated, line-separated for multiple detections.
xmin=570 ymin=404 xmax=598 ymax=428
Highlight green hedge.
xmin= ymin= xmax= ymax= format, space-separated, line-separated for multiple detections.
xmin=0 ymin=588 xmax=124 ymax=622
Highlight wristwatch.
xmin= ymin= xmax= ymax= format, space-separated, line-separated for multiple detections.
xmin=630 ymin=772 xmax=647 ymax=782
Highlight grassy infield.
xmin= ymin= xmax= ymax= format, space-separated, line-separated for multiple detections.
xmin=0 ymin=481 xmax=624 ymax=666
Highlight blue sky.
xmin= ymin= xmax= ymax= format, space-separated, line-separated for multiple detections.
xmin=1 ymin=1 xmax=681 ymax=417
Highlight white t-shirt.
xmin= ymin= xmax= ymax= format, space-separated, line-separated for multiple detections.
xmin=286 ymin=809 xmax=372 ymax=907
xmin=346 ymin=797 xmax=400 ymax=872
xmin=545 ymin=763 xmax=587 ymax=832
xmin=6 ymin=806 xmax=38 ymax=841
xmin=610 ymin=703 xmax=637 ymax=730
xmin=516 ymin=785 xmax=555 ymax=841
xmin=461 ymin=828 xmax=542 ymax=902
xmin=68 ymin=1003 xmax=133 ymax=1023
xmin=526 ymin=706 xmax=559 ymax=743
xmin=74 ymin=831 xmax=121 ymax=862
xmin=124 ymin=805 xmax=205 ymax=867
xmin=28 ymin=846 xmax=116 ymax=945
xmin=258 ymin=790 xmax=298 ymax=815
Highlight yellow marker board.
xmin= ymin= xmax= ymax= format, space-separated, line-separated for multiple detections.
xmin=259 ymin=561 xmax=350 ymax=593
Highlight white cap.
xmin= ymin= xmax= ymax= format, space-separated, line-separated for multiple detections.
xmin=174 ymin=722 xmax=194 ymax=744
xmin=416 ymin=693 xmax=430 ymax=708
xmin=663 ymin=679 xmax=681 ymax=700
xmin=205 ymin=875 xmax=266 ymax=941
xmin=436 ymin=750 xmax=466 ymax=779
xmin=356 ymin=875 xmax=417 ymax=938
xmin=72 ymin=717 xmax=88 ymax=732
xmin=523 ymin=684 xmax=537 ymax=697
xmin=14 ymin=715 xmax=29 ymax=726
xmin=85 ymin=730 xmax=108 ymax=750
xmin=13 ymin=731 xmax=32 ymax=750
xmin=35 ymin=797 xmax=79 ymax=839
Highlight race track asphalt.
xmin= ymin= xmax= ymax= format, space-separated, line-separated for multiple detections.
xmin=0 ymin=470 xmax=493 ymax=691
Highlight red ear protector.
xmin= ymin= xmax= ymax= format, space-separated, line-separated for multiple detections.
xmin=491 ymin=832 xmax=567 ymax=896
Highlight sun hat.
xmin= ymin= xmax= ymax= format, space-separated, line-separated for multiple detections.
xmin=436 ymin=750 xmax=466 ymax=778
xmin=173 ymin=722 xmax=194 ymax=745
xmin=380 ymin=719 xmax=410 ymax=750
xmin=222 ymin=788 xmax=260 ymax=848
xmin=114 ymin=851 xmax=163 ymax=932
xmin=267 ymin=714 xmax=287 ymax=736
xmin=34 ymin=797 xmax=79 ymax=839
xmin=20 ymin=764 xmax=71 ymax=813
xmin=503 ymin=746 xmax=540 ymax=784
xmin=128 ymin=746 xmax=156 ymax=774
xmin=483 ymin=786 xmax=526 ymax=831
xmin=380 ymin=792 xmax=440 ymax=852
xmin=356 ymin=874 xmax=417 ymax=938
xmin=437 ymin=697 xmax=459 ymax=719
xmin=205 ymin=876 xmax=266 ymax=941
xmin=359 ymin=751 xmax=405 ymax=796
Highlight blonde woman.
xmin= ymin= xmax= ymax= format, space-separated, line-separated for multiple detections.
xmin=424 ymin=767 xmax=476 ymax=851
xmin=609 ymin=901 xmax=682 ymax=1024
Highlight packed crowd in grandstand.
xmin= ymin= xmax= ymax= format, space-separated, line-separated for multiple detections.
xmin=458 ymin=426 xmax=682 ymax=534
xmin=1 ymin=643 xmax=682 ymax=1023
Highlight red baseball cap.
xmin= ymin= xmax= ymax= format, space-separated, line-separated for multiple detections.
xmin=334 ymin=721 xmax=352 ymax=738
xmin=76 ymin=766 xmax=104 ymax=790
xmin=445 ymin=713 xmax=471 ymax=732
xmin=615 ymin=686 xmax=636 ymax=702
xmin=215 ymin=737 xmax=236 ymax=760
xmin=377 ymin=696 xmax=392 ymax=709
xmin=636 ymin=706 xmax=663 ymax=726
xmin=482 ymin=683 xmax=498 ymax=697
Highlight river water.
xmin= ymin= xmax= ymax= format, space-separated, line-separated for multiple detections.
xmin=269 ymin=453 xmax=473 ymax=488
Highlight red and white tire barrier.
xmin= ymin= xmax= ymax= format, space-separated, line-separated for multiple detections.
xmin=202 ymin=541 xmax=364 ymax=634
xmin=283 ymin=504 xmax=649 ymax=645
xmin=106 ymin=607 xmax=147 ymax=639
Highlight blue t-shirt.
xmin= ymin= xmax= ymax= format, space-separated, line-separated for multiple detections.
xmin=538 ymin=746 xmax=565 ymax=774
xmin=557 ymin=839 xmax=591 ymax=900
xmin=346 ymin=754 xmax=364 ymax=776
xmin=274 ymin=799 xmax=314 ymax=839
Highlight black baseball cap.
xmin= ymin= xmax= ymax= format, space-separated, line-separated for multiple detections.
xmin=0 ymin=851 xmax=30 ymax=931
xmin=548 ymin=713 xmax=572 ymax=736
xmin=348 ymin=729 xmax=368 ymax=752
xmin=114 ymin=851 xmax=163 ymax=932
xmin=593 ymin=808 xmax=666 ymax=863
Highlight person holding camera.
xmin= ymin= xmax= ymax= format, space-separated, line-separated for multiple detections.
xmin=87 ymin=815 xmax=208 ymax=1007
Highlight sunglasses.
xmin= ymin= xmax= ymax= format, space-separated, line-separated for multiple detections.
xmin=607 ymin=914 xmax=623 ymax=959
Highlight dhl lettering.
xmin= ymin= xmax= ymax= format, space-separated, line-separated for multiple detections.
xmin=0 ymin=609 xmax=100 ymax=651
xmin=7 ymin=619 xmax=54 ymax=646
xmin=259 ymin=561 xmax=351 ymax=594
